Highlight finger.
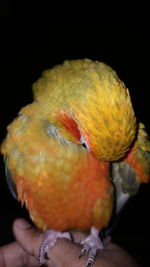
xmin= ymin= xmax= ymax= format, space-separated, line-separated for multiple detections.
xmin=0 ymin=241 xmax=38 ymax=267
xmin=13 ymin=218 xmax=43 ymax=260
xmin=13 ymin=220 xmax=85 ymax=267
xmin=70 ymin=230 xmax=87 ymax=244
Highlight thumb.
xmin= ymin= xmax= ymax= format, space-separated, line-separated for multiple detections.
xmin=13 ymin=218 xmax=43 ymax=260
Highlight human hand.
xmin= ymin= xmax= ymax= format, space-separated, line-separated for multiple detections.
xmin=0 ymin=218 xmax=139 ymax=267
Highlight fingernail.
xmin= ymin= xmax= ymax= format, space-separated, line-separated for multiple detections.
xmin=17 ymin=219 xmax=31 ymax=229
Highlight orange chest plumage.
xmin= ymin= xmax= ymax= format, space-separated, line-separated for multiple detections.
xmin=15 ymin=154 xmax=113 ymax=232
xmin=1 ymin=114 xmax=114 ymax=233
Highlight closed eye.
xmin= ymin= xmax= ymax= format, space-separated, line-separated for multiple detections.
xmin=80 ymin=135 xmax=90 ymax=151
xmin=82 ymin=142 xmax=87 ymax=148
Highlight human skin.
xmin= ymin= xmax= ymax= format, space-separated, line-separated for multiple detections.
xmin=0 ymin=219 xmax=138 ymax=267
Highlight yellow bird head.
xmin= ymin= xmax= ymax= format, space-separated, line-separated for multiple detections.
xmin=32 ymin=59 xmax=137 ymax=162
xmin=64 ymin=60 xmax=137 ymax=161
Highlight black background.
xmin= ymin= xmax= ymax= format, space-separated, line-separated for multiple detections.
xmin=0 ymin=1 xmax=150 ymax=266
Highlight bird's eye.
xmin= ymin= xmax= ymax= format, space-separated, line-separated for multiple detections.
xmin=80 ymin=136 xmax=90 ymax=151
xmin=82 ymin=142 xmax=87 ymax=148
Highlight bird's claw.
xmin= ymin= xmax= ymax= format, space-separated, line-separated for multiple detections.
xmin=79 ymin=247 xmax=96 ymax=267
xmin=86 ymin=256 xmax=95 ymax=267
xmin=79 ymin=227 xmax=110 ymax=267
xmin=79 ymin=245 xmax=90 ymax=258
xmin=38 ymin=229 xmax=71 ymax=266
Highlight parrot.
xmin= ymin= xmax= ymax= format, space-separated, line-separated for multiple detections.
xmin=1 ymin=59 xmax=150 ymax=266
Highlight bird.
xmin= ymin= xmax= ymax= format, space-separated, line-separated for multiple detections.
xmin=1 ymin=59 xmax=150 ymax=266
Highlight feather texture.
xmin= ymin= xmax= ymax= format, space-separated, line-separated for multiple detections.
xmin=1 ymin=59 xmax=148 ymax=235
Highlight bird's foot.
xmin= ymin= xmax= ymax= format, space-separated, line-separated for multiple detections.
xmin=79 ymin=227 xmax=110 ymax=267
xmin=38 ymin=229 xmax=72 ymax=266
